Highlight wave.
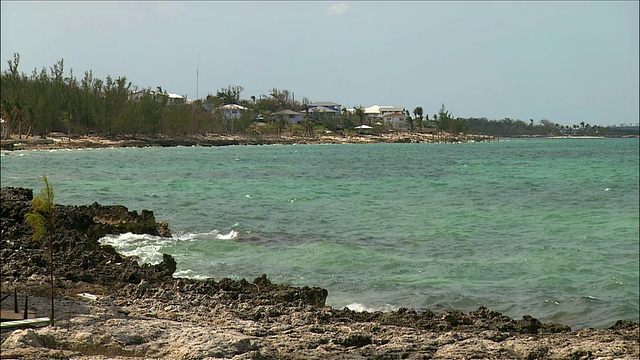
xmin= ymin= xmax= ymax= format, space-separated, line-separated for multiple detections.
xmin=99 ymin=229 xmax=240 ymax=265
xmin=173 ymin=269 xmax=210 ymax=280
xmin=342 ymin=302 xmax=398 ymax=313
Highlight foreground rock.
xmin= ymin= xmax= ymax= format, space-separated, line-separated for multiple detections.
xmin=2 ymin=187 xmax=638 ymax=359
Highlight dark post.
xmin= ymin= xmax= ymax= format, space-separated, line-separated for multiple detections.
xmin=49 ymin=235 xmax=54 ymax=326
xmin=23 ymin=295 xmax=28 ymax=319
xmin=13 ymin=288 xmax=18 ymax=313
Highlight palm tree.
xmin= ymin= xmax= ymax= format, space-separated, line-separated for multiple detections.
xmin=355 ymin=108 xmax=365 ymax=126
xmin=25 ymin=175 xmax=56 ymax=326
xmin=405 ymin=110 xmax=414 ymax=132
xmin=414 ymin=107 xmax=424 ymax=131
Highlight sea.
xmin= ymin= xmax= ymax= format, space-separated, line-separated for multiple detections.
xmin=1 ymin=138 xmax=638 ymax=329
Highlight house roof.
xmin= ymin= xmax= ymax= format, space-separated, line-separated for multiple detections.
xmin=167 ymin=93 xmax=184 ymax=99
xmin=217 ymin=104 xmax=247 ymax=110
xmin=381 ymin=112 xmax=406 ymax=118
xmin=309 ymin=102 xmax=341 ymax=107
xmin=272 ymin=109 xmax=302 ymax=115
xmin=308 ymin=106 xmax=338 ymax=113
xmin=365 ymin=105 xmax=404 ymax=114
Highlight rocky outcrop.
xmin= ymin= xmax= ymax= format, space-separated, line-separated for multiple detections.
xmin=0 ymin=187 xmax=175 ymax=289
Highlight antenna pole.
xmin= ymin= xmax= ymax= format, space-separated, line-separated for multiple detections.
xmin=196 ymin=55 xmax=200 ymax=100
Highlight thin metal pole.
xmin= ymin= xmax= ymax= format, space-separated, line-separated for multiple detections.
xmin=49 ymin=235 xmax=54 ymax=326
xmin=24 ymin=295 xmax=28 ymax=319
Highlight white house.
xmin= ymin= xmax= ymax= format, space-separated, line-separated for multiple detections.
xmin=166 ymin=93 xmax=186 ymax=106
xmin=380 ymin=112 xmax=408 ymax=129
xmin=272 ymin=109 xmax=305 ymax=124
xmin=215 ymin=104 xmax=247 ymax=119
xmin=128 ymin=90 xmax=186 ymax=105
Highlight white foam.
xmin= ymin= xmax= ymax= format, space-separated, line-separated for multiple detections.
xmin=99 ymin=228 xmax=240 ymax=265
xmin=343 ymin=302 xmax=397 ymax=313
xmin=99 ymin=232 xmax=171 ymax=265
xmin=175 ymin=229 xmax=239 ymax=241
xmin=173 ymin=269 xmax=209 ymax=280
xmin=216 ymin=230 xmax=239 ymax=240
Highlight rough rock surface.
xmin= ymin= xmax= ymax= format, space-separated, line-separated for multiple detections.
xmin=1 ymin=187 xmax=638 ymax=359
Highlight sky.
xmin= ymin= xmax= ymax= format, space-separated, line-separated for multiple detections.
xmin=1 ymin=1 xmax=638 ymax=127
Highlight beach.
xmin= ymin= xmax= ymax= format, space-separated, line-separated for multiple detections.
xmin=1 ymin=186 xmax=638 ymax=359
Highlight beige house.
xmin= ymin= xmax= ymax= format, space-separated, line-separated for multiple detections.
xmin=363 ymin=105 xmax=405 ymax=121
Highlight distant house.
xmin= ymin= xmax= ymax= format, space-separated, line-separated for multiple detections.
xmin=272 ymin=109 xmax=305 ymax=124
xmin=307 ymin=102 xmax=342 ymax=118
xmin=214 ymin=104 xmax=247 ymax=119
xmin=364 ymin=105 xmax=405 ymax=121
xmin=128 ymin=90 xmax=187 ymax=105
xmin=128 ymin=90 xmax=147 ymax=102
xmin=166 ymin=93 xmax=186 ymax=106
xmin=380 ymin=112 xmax=409 ymax=129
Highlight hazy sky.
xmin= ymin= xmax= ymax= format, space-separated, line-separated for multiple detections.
xmin=1 ymin=1 xmax=638 ymax=126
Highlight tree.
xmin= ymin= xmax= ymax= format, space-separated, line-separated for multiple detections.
xmin=405 ymin=110 xmax=414 ymax=131
xmin=413 ymin=106 xmax=423 ymax=131
xmin=215 ymin=85 xmax=243 ymax=105
xmin=25 ymin=175 xmax=56 ymax=326
xmin=355 ymin=107 xmax=365 ymax=126
xmin=437 ymin=103 xmax=453 ymax=135
xmin=1 ymin=99 xmax=14 ymax=139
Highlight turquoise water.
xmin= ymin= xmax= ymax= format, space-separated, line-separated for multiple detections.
xmin=1 ymin=138 xmax=638 ymax=329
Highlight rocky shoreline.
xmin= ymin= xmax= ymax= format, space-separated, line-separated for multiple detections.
xmin=1 ymin=187 xmax=638 ymax=359
xmin=0 ymin=131 xmax=496 ymax=151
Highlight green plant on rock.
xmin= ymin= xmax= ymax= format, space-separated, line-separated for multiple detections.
xmin=24 ymin=175 xmax=56 ymax=326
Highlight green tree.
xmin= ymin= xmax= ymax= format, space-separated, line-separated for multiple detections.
xmin=405 ymin=110 xmax=414 ymax=131
xmin=413 ymin=106 xmax=423 ymax=131
xmin=215 ymin=85 xmax=244 ymax=105
xmin=355 ymin=107 xmax=365 ymax=126
xmin=1 ymin=99 xmax=14 ymax=139
xmin=24 ymin=175 xmax=56 ymax=326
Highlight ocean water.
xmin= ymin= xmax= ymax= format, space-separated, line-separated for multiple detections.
xmin=1 ymin=138 xmax=638 ymax=329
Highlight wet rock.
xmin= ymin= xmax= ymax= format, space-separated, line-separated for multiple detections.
xmin=1 ymin=187 xmax=176 ymax=289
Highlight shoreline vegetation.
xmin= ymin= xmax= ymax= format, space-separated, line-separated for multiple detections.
xmin=1 ymin=187 xmax=639 ymax=359
xmin=2 ymin=54 xmax=638 ymax=153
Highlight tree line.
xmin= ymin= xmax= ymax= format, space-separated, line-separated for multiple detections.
xmin=1 ymin=54 xmax=634 ymax=140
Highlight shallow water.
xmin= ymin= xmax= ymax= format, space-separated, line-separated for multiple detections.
xmin=2 ymin=138 xmax=638 ymax=328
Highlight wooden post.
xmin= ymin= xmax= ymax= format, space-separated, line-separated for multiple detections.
xmin=23 ymin=295 xmax=28 ymax=319
xmin=13 ymin=288 xmax=18 ymax=313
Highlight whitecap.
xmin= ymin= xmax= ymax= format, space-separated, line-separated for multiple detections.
xmin=246 ymin=194 xmax=252 ymax=198
xmin=343 ymin=302 xmax=397 ymax=313
xmin=216 ymin=230 xmax=239 ymax=240
xmin=173 ymin=269 xmax=209 ymax=280
xmin=604 ymin=188 xmax=610 ymax=191
xmin=99 ymin=232 xmax=173 ymax=265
